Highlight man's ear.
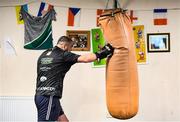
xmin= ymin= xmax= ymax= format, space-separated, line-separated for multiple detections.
xmin=64 ymin=45 xmax=69 ymax=50
xmin=63 ymin=45 xmax=66 ymax=50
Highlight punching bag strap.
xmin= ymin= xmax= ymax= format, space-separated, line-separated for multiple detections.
xmin=100 ymin=9 xmax=124 ymax=18
xmin=106 ymin=0 xmax=121 ymax=9
xmin=103 ymin=0 xmax=126 ymax=17
xmin=105 ymin=0 xmax=110 ymax=9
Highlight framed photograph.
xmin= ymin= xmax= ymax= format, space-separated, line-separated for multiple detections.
xmin=66 ymin=30 xmax=90 ymax=51
xmin=147 ymin=33 xmax=170 ymax=52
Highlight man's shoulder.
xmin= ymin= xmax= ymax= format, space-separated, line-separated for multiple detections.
xmin=63 ymin=51 xmax=78 ymax=57
xmin=38 ymin=48 xmax=52 ymax=59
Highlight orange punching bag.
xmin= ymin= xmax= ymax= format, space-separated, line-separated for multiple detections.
xmin=99 ymin=9 xmax=139 ymax=119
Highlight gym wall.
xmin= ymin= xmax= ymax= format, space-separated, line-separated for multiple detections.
xmin=0 ymin=0 xmax=180 ymax=121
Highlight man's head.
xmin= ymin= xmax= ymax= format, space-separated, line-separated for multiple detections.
xmin=57 ymin=36 xmax=74 ymax=51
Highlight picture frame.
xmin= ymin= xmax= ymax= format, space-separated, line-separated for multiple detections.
xmin=66 ymin=30 xmax=90 ymax=51
xmin=147 ymin=33 xmax=170 ymax=53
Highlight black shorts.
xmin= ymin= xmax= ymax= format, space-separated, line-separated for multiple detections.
xmin=34 ymin=95 xmax=64 ymax=121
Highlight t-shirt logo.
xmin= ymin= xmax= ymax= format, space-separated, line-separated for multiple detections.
xmin=40 ymin=76 xmax=47 ymax=82
xmin=41 ymin=57 xmax=53 ymax=64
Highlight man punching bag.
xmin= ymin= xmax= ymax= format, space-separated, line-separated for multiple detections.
xmin=98 ymin=9 xmax=139 ymax=119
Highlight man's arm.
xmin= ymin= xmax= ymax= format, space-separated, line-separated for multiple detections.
xmin=77 ymin=43 xmax=114 ymax=63
xmin=77 ymin=53 xmax=97 ymax=63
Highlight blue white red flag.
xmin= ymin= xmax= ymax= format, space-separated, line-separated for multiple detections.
xmin=67 ymin=7 xmax=81 ymax=26
xmin=37 ymin=2 xmax=53 ymax=16
xmin=153 ymin=9 xmax=167 ymax=25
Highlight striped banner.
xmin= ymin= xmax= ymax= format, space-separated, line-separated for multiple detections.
xmin=37 ymin=2 xmax=53 ymax=16
xmin=153 ymin=9 xmax=167 ymax=25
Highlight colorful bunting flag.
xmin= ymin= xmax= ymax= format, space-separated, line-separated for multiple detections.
xmin=67 ymin=7 xmax=81 ymax=26
xmin=153 ymin=9 xmax=167 ymax=25
xmin=96 ymin=9 xmax=103 ymax=26
xmin=15 ymin=4 xmax=28 ymax=24
xmin=37 ymin=2 xmax=53 ymax=16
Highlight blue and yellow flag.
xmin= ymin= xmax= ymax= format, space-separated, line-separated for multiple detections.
xmin=15 ymin=4 xmax=28 ymax=24
xmin=133 ymin=25 xmax=147 ymax=64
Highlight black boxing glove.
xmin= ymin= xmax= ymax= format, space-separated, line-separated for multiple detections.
xmin=95 ymin=43 xmax=114 ymax=60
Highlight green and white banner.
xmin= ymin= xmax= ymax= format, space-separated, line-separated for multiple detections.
xmin=91 ymin=28 xmax=106 ymax=67
xmin=20 ymin=6 xmax=56 ymax=50
xmin=24 ymin=21 xmax=53 ymax=49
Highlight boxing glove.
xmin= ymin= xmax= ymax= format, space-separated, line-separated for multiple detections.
xmin=95 ymin=43 xmax=114 ymax=60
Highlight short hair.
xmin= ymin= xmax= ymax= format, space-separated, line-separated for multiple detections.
xmin=57 ymin=36 xmax=73 ymax=45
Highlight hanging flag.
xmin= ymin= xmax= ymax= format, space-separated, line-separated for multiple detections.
xmin=133 ymin=25 xmax=147 ymax=64
xmin=91 ymin=28 xmax=106 ymax=67
xmin=153 ymin=9 xmax=167 ymax=25
xmin=15 ymin=4 xmax=28 ymax=24
xmin=128 ymin=10 xmax=138 ymax=24
xmin=67 ymin=7 xmax=81 ymax=26
xmin=96 ymin=9 xmax=103 ymax=26
xmin=21 ymin=7 xmax=56 ymax=50
xmin=37 ymin=2 xmax=53 ymax=16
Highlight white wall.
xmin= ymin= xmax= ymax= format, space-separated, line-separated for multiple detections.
xmin=0 ymin=19 xmax=2 ymax=96
xmin=0 ymin=0 xmax=180 ymax=121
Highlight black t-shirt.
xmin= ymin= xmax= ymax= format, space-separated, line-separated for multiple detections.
xmin=35 ymin=46 xmax=80 ymax=98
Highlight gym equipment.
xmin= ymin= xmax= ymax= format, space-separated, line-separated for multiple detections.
xmin=99 ymin=8 xmax=139 ymax=119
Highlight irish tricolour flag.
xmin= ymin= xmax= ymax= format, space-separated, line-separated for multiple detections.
xmin=67 ymin=7 xmax=81 ymax=26
xmin=153 ymin=9 xmax=167 ymax=25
